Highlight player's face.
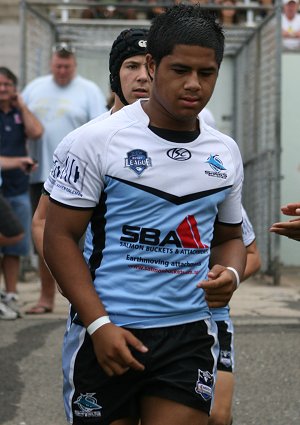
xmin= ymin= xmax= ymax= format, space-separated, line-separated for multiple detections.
xmin=146 ymin=44 xmax=218 ymax=130
xmin=0 ymin=74 xmax=16 ymax=104
xmin=51 ymin=54 xmax=77 ymax=86
xmin=119 ymin=55 xmax=151 ymax=104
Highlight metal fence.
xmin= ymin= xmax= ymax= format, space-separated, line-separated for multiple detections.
xmin=234 ymin=11 xmax=282 ymax=284
xmin=19 ymin=0 xmax=282 ymax=284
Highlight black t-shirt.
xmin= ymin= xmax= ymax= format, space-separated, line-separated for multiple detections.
xmin=0 ymin=107 xmax=29 ymax=196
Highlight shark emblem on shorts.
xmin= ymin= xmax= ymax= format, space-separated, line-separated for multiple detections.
xmin=220 ymin=350 xmax=232 ymax=368
xmin=195 ymin=369 xmax=214 ymax=401
xmin=74 ymin=393 xmax=102 ymax=418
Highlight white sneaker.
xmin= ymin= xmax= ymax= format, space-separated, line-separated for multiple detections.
xmin=3 ymin=293 xmax=22 ymax=318
xmin=0 ymin=301 xmax=17 ymax=320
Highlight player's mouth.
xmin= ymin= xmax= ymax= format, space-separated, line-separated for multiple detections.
xmin=133 ymin=88 xmax=149 ymax=98
xmin=180 ymin=96 xmax=201 ymax=107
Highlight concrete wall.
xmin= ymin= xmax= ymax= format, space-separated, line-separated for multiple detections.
xmin=0 ymin=0 xmax=20 ymax=77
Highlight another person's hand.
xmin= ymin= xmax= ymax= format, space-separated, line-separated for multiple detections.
xmin=10 ymin=92 xmax=26 ymax=110
xmin=281 ymin=203 xmax=300 ymax=216
xmin=270 ymin=203 xmax=300 ymax=241
xmin=91 ymin=323 xmax=148 ymax=376
xmin=18 ymin=156 xmax=38 ymax=173
xmin=197 ymin=264 xmax=238 ymax=308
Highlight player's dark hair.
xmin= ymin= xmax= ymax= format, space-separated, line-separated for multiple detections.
xmin=0 ymin=67 xmax=18 ymax=86
xmin=147 ymin=4 xmax=225 ymax=68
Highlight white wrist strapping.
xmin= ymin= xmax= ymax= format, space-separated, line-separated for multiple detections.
xmin=87 ymin=316 xmax=111 ymax=335
xmin=226 ymin=266 xmax=240 ymax=289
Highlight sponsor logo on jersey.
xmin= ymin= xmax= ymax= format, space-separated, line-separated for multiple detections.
xmin=124 ymin=149 xmax=152 ymax=176
xmin=195 ymin=369 xmax=214 ymax=401
xmin=56 ymin=152 xmax=87 ymax=195
xmin=120 ymin=215 xmax=208 ymax=249
xmin=220 ymin=350 xmax=232 ymax=368
xmin=167 ymin=148 xmax=191 ymax=161
xmin=205 ymin=154 xmax=227 ymax=179
xmin=74 ymin=393 xmax=102 ymax=418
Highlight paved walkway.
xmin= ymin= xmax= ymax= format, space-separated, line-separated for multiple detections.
xmin=15 ymin=267 xmax=300 ymax=324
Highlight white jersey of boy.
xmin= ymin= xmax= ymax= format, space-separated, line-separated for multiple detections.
xmin=49 ymin=100 xmax=244 ymax=329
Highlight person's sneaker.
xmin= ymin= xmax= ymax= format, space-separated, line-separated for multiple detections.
xmin=0 ymin=300 xmax=17 ymax=320
xmin=3 ymin=293 xmax=22 ymax=318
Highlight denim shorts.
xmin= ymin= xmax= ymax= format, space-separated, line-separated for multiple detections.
xmin=0 ymin=192 xmax=32 ymax=256
xmin=0 ymin=193 xmax=23 ymax=236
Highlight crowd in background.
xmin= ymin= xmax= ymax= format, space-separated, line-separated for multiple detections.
xmin=80 ymin=0 xmax=275 ymax=25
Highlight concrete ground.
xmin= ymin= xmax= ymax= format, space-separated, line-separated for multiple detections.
xmin=0 ymin=267 xmax=299 ymax=425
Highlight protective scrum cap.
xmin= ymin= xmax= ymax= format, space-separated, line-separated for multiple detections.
xmin=109 ymin=28 xmax=149 ymax=105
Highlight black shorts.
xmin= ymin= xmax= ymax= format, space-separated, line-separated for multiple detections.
xmin=0 ymin=193 xmax=24 ymax=237
xmin=215 ymin=320 xmax=234 ymax=372
xmin=63 ymin=319 xmax=219 ymax=424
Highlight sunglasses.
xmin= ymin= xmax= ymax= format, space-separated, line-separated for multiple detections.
xmin=52 ymin=42 xmax=76 ymax=54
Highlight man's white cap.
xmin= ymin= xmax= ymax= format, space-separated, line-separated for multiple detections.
xmin=283 ymin=0 xmax=298 ymax=5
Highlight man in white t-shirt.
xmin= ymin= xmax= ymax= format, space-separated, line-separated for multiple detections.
xmin=282 ymin=0 xmax=300 ymax=50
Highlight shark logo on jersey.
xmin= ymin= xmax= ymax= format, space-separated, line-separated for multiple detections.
xmin=74 ymin=393 xmax=102 ymax=418
xmin=220 ymin=350 xmax=232 ymax=368
xmin=195 ymin=369 xmax=214 ymax=401
xmin=125 ymin=149 xmax=152 ymax=176
xmin=206 ymin=154 xmax=226 ymax=172
xmin=205 ymin=154 xmax=227 ymax=179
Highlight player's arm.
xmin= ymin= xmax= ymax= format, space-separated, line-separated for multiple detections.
xmin=198 ymin=222 xmax=246 ymax=308
xmin=44 ymin=201 xmax=148 ymax=376
xmin=32 ymin=192 xmax=50 ymax=258
xmin=243 ymin=240 xmax=261 ymax=281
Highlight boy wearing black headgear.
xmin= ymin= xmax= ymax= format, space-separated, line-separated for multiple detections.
xmin=109 ymin=28 xmax=149 ymax=107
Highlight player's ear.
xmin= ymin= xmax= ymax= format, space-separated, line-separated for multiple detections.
xmin=145 ymin=54 xmax=156 ymax=81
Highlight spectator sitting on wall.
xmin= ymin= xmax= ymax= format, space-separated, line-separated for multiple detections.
xmin=282 ymin=0 xmax=300 ymax=50
xmin=81 ymin=1 xmax=137 ymax=20
xmin=218 ymin=0 xmax=242 ymax=25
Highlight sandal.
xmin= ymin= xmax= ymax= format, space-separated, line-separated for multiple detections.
xmin=25 ymin=305 xmax=53 ymax=315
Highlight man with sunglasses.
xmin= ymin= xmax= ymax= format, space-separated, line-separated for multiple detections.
xmin=22 ymin=42 xmax=107 ymax=314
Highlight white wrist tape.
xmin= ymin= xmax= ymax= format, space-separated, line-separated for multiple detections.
xmin=226 ymin=266 xmax=240 ymax=289
xmin=87 ymin=316 xmax=111 ymax=336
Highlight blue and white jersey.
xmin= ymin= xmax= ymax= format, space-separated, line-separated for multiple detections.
xmin=241 ymin=205 xmax=256 ymax=247
xmin=50 ymin=100 xmax=244 ymax=329
xmin=211 ymin=205 xmax=256 ymax=322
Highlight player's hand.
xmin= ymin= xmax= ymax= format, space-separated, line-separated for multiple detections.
xmin=91 ymin=323 xmax=148 ymax=376
xmin=197 ymin=264 xmax=238 ymax=308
